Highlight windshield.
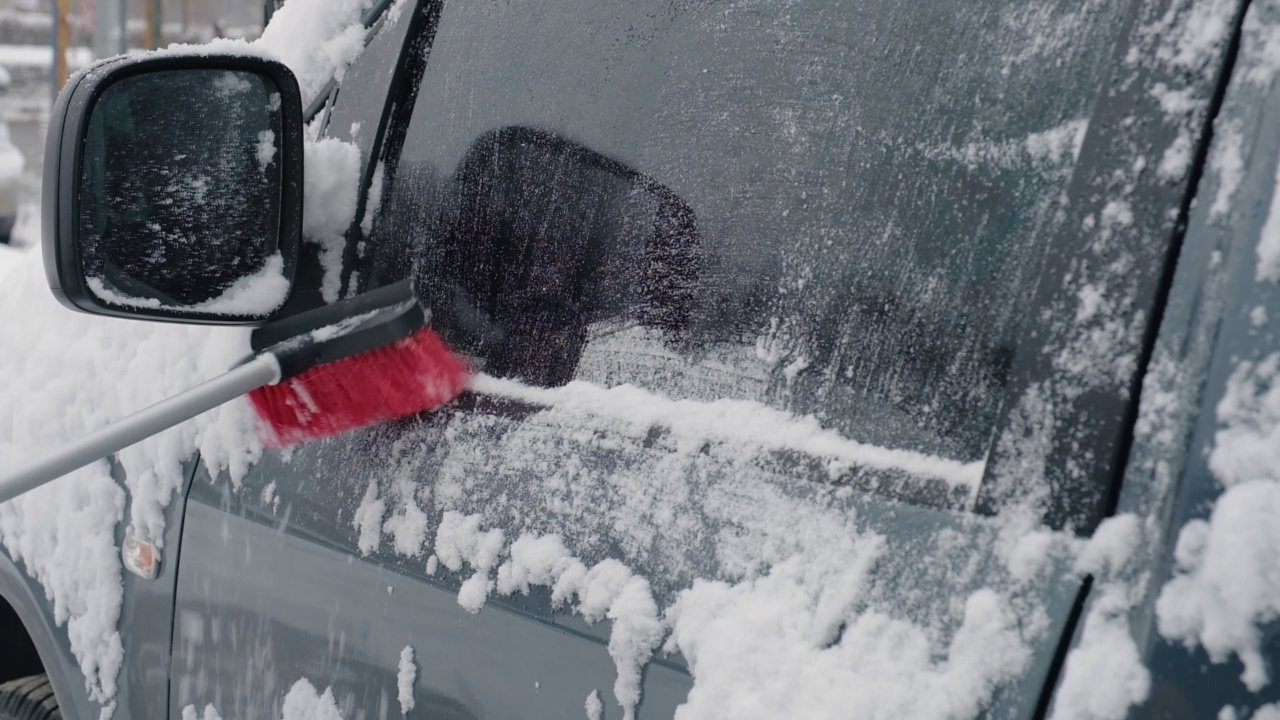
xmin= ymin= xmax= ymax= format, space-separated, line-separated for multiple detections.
xmin=364 ymin=0 xmax=1127 ymax=480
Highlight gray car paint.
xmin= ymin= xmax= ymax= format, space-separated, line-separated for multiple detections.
xmin=170 ymin=467 xmax=692 ymax=719
xmin=3 ymin=1 xmax=1278 ymax=719
xmin=0 ymin=458 xmax=192 ymax=720
xmin=1096 ymin=2 xmax=1280 ymax=716
xmin=166 ymin=403 xmax=1086 ymax=720
xmin=0 ymin=538 xmax=90 ymax=720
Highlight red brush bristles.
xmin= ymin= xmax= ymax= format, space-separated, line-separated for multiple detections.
xmin=247 ymin=326 xmax=472 ymax=448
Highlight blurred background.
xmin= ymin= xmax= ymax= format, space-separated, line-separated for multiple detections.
xmin=0 ymin=0 xmax=268 ymax=259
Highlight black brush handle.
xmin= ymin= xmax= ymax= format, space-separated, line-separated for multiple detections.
xmin=264 ymin=293 xmax=427 ymax=382
xmin=250 ymin=279 xmax=417 ymax=352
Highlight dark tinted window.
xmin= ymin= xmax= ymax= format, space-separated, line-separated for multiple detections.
xmin=368 ymin=0 xmax=1126 ymax=466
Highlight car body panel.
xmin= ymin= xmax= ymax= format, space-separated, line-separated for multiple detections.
xmin=0 ymin=457 xmax=192 ymax=720
xmin=0 ymin=537 xmax=91 ymax=720
xmin=1 ymin=2 xmax=1275 ymax=720
xmin=166 ymin=1 xmax=1256 ymax=719
xmin=169 ymin=469 xmax=693 ymax=719
xmin=1094 ymin=3 xmax=1280 ymax=716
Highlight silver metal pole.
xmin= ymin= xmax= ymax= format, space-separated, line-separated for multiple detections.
xmin=0 ymin=355 xmax=279 ymax=505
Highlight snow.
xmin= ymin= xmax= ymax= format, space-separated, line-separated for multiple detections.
xmin=352 ymin=479 xmax=385 ymax=556
xmin=256 ymin=0 xmax=368 ymax=104
xmin=280 ymin=678 xmax=344 ymax=720
xmin=9 ymin=201 xmax=40 ymax=248
xmin=301 ymin=137 xmax=361 ymax=303
xmin=470 ymin=374 xmax=983 ymax=494
xmin=1049 ymin=514 xmax=1152 ymax=720
xmin=435 ymin=511 xmax=504 ymax=575
xmin=360 ymin=162 xmax=384 ymax=236
xmin=181 ymin=704 xmax=222 ymax=720
xmin=935 ymin=118 xmax=1088 ymax=173
xmin=1156 ymin=355 xmax=1280 ymax=692
xmin=260 ymin=481 xmax=279 ymax=513
xmin=1206 ymin=355 xmax=1280 ymax=488
xmin=1025 ymin=119 xmax=1090 ymax=165
xmin=1258 ymin=157 xmax=1280 ymax=282
xmin=1157 ymin=130 xmax=1194 ymax=182
xmin=585 ymin=690 xmax=603 ymax=720
xmin=1250 ymin=306 xmax=1268 ymax=327
xmin=456 ymin=573 xmax=493 ymax=614
xmin=397 ymin=645 xmax=416 ymax=715
xmin=1049 ymin=597 xmax=1151 ymax=720
xmin=0 ymin=43 xmax=92 ymax=69
xmin=0 ymin=121 xmax=23 ymax=182
xmin=1150 ymin=82 xmax=1199 ymax=116
xmin=257 ymin=130 xmax=277 ymax=172
xmin=382 ymin=475 xmax=429 ymax=557
xmin=668 ymin=578 xmax=1028 ymax=720
xmin=1135 ymin=0 xmax=1235 ymax=75
xmin=85 ymin=278 xmax=164 ymax=309
xmin=434 ymin=511 xmax=503 ymax=612
xmin=89 ymin=253 xmax=291 ymax=316
xmin=489 ymin=531 xmax=662 ymax=720
xmin=0 ymin=250 xmax=262 ymax=710
xmin=1073 ymin=513 xmax=1142 ymax=578
xmin=0 ymin=2 xmax=1270 ymax=719
xmin=1242 ymin=4 xmax=1280 ymax=87
xmin=1157 ymin=481 xmax=1280 ymax=692
xmin=0 ymin=25 xmax=368 ymax=710
xmin=0 ymin=244 xmax=27 ymax=282
xmin=1209 ymin=120 xmax=1244 ymax=221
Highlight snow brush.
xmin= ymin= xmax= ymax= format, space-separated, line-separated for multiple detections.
xmin=0 ymin=280 xmax=471 ymax=505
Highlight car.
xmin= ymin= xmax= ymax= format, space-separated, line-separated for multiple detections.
xmin=0 ymin=0 xmax=1277 ymax=718
xmin=0 ymin=118 xmax=23 ymax=245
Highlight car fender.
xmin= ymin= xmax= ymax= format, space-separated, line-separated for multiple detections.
xmin=0 ymin=547 xmax=94 ymax=720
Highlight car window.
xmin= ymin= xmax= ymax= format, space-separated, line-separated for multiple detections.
xmin=362 ymin=0 xmax=1127 ymax=480
xmin=323 ymin=2 xmax=415 ymax=168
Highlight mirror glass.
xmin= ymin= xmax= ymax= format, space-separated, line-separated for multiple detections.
xmin=77 ymin=68 xmax=287 ymax=316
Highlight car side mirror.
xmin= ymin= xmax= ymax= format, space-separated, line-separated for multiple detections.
xmin=42 ymin=53 xmax=304 ymax=324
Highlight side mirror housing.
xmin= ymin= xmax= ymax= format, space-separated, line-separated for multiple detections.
xmin=43 ymin=52 xmax=304 ymax=324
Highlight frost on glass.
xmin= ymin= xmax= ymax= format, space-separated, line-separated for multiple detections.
xmin=370 ymin=0 xmax=1125 ymax=479
xmin=77 ymin=68 xmax=287 ymax=316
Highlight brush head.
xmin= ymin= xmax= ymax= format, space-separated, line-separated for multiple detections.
xmin=245 ymin=280 xmax=472 ymax=448
xmin=249 ymin=326 xmax=471 ymax=447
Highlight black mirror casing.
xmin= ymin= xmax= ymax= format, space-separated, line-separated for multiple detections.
xmin=42 ymin=52 xmax=304 ymax=324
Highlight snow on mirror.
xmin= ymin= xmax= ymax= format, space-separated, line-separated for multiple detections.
xmin=77 ymin=69 xmax=288 ymax=317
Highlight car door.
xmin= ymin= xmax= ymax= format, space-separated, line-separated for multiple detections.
xmin=165 ymin=0 xmax=1236 ymax=718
